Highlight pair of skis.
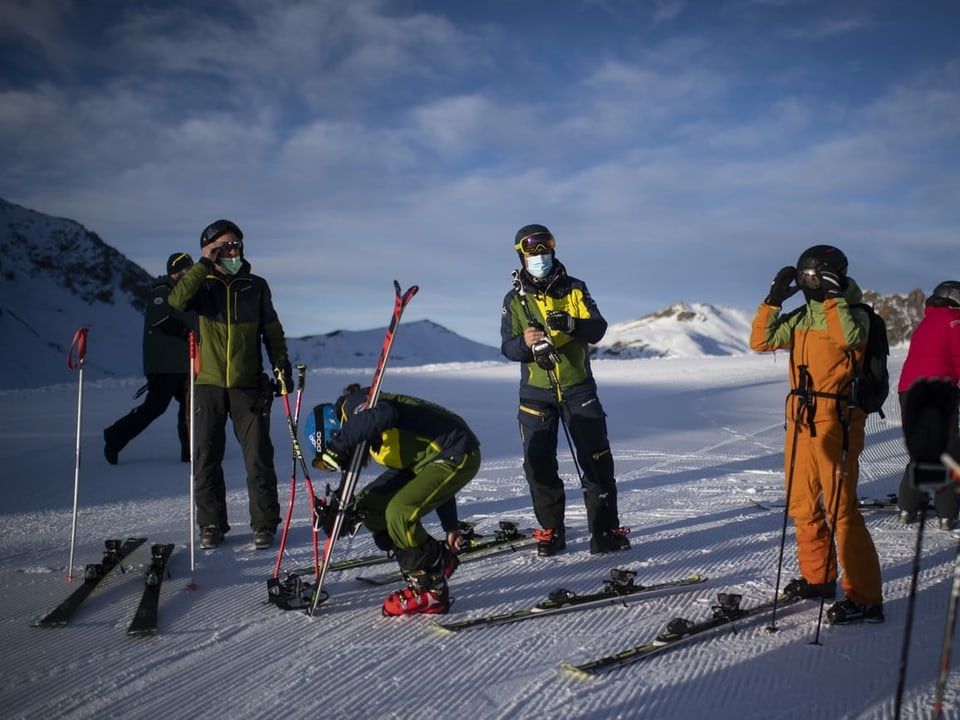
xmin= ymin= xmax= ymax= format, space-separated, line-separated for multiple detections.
xmin=32 ymin=538 xmax=175 ymax=635
xmin=300 ymin=281 xmax=418 ymax=615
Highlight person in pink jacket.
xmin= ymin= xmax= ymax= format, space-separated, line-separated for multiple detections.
xmin=897 ymin=281 xmax=960 ymax=529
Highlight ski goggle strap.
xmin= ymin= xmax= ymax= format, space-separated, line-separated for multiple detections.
xmin=515 ymin=231 xmax=556 ymax=255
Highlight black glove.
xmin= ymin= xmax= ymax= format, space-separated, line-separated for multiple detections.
xmin=546 ymin=310 xmax=576 ymax=334
xmin=531 ymin=338 xmax=559 ymax=371
xmin=764 ymin=266 xmax=800 ymax=306
xmin=819 ymin=269 xmax=844 ymax=298
xmin=273 ymin=360 xmax=293 ymax=397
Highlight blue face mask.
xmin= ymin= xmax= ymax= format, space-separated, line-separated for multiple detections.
xmin=525 ymin=254 xmax=553 ymax=279
xmin=219 ymin=257 xmax=243 ymax=276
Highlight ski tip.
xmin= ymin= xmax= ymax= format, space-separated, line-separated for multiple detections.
xmin=30 ymin=619 xmax=65 ymax=629
xmin=425 ymin=619 xmax=456 ymax=636
xmin=126 ymin=628 xmax=158 ymax=637
xmin=558 ymin=662 xmax=596 ymax=680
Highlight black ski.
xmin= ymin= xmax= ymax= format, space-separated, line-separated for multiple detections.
xmin=431 ymin=571 xmax=707 ymax=633
xmin=356 ymin=522 xmax=536 ymax=586
xmin=560 ymin=591 xmax=803 ymax=677
xmin=294 ymin=520 xmax=531 ymax=575
xmin=32 ymin=537 xmax=147 ymax=628
xmin=127 ymin=543 xmax=175 ymax=636
xmin=750 ymin=494 xmax=926 ymax=512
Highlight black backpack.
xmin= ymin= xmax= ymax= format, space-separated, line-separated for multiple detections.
xmin=849 ymin=303 xmax=890 ymax=417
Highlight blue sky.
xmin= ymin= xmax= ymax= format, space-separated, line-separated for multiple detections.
xmin=2 ymin=0 xmax=958 ymax=346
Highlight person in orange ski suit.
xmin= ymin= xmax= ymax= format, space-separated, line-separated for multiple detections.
xmin=750 ymin=244 xmax=883 ymax=625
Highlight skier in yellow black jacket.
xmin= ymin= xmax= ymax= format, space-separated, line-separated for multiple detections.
xmin=500 ymin=224 xmax=629 ymax=558
xmin=750 ymin=244 xmax=883 ymax=625
xmin=313 ymin=384 xmax=481 ymax=616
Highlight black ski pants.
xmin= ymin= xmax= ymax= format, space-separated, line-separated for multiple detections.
xmin=898 ymin=390 xmax=960 ymax=520
xmin=517 ymin=381 xmax=619 ymax=534
xmin=193 ymin=385 xmax=281 ymax=533
xmin=104 ymin=373 xmax=189 ymax=456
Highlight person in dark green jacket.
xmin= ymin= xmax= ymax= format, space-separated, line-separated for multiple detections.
xmin=168 ymin=219 xmax=292 ymax=551
xmin=313 ymin=384 xmax=480 ymax=616
xmin=103 ymin=252 xmax=196 ymax=464
xmin=500 ymin=223 xmax=630 ymax=557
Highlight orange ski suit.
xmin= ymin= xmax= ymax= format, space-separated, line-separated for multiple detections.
xmin=750 ymin=279 xmax=883 ymax=606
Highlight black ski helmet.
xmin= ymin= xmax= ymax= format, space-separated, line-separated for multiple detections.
xmin=931 ymin=281 xmax=960 ymax=308
xmin=200 ymin=219 xmax=243 ymax=249
xmin=796 ymin=244 xmax=848 ymax=278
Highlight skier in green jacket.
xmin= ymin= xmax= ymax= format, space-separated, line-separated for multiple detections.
xmin=169 ymin=219 xmax=291 ymax=551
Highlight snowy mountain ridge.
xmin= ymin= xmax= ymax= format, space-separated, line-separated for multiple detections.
xmin=0 ymin=197 xmax=923 ymax=389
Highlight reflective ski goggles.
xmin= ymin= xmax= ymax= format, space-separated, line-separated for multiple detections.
xmin=515 ymin=232 xmax=556 ymax=255
xmin=797 ymin=268 xmax=820 ymax=290
xmin=219 ymin=239 xmax=243 ymax=252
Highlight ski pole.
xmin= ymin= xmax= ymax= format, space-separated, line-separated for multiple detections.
xmin=894 ymin=502 xmax=926 ymax=718
xmin=768 ymin=373 xmax=807 ymax=632
xmin=274 ymin=364 xmax=319 ymax=578
xmin=187 ymin=331 xmax=198 ymax=590
xmin=65 ymin=327 xmax=88 ymax=581
xmin=511 ymin=271 xmax=582 ymax=480
xmin=933 ymin=536 xmax=960 ymax=719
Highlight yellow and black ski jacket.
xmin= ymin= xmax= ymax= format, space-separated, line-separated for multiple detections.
xmin=500 ymin=263 xmax=607 ymax=395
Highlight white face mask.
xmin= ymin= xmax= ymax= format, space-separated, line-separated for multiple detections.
xmin=525 ymin=253 xmax=553 ymax=279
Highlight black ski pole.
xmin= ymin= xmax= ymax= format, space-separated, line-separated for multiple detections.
xmin=894 ymin=502 xmax=927 ymax=718
xmin=511 ymin=271 xmax=583 ymax=481
xmin=933 ymin=536 xmax=960 ymax=719
xmin=768 ymin=370 xmax=808 ymax=632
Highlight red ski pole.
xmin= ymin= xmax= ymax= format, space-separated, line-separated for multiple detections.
xmin=187 ymin=331 xmax=199 ymax=590
xmin=66 ymin=327 xmax=88 ymax=581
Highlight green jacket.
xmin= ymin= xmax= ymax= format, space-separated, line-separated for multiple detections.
xmin=168 ymin=257 xmax=288 ymax=388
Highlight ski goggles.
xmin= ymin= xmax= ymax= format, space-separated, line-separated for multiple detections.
xmin=797 ymin=268 xmax=820 ymax=290
xmin=515 ymin=231 xmax=556 ymax=255
xmin=218 ymin=239 xmax=243 ymax=252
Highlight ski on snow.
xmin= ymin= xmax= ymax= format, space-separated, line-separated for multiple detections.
xmin=32 ymin=537 xmax=147 ymax=628
xmin=291 ymin=520 xmax=532 ymax=576
xmin=356 ymin=522 xmax=536 ymax=586
xmin=560 ymin=591 xmax=803 ymax=677
xmin=749 ymin=494 xmax=920 ymax=512
xmin=127 ymin=543 xmax=175 ymax=636
xmin=430 ymin=570 xmax=707 ymax=633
